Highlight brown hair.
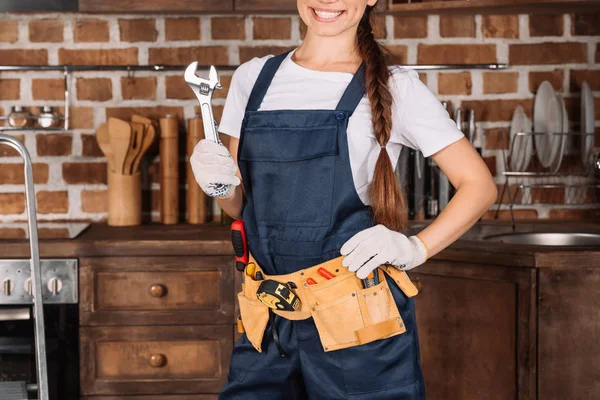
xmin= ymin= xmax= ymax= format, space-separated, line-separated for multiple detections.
xmin=357 ymin=5 xmax=407 ymax=232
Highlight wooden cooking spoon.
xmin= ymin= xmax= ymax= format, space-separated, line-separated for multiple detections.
xmin=131 ymin=122 xmax=157 ymax=174
xmin=108 ymin=117 xmax=132 ymax=175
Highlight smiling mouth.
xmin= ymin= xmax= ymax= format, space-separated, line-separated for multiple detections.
xmin=311 ymin=7 xmax=344 ymax=21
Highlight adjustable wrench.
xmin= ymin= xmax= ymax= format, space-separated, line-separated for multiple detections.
xmin=184 ymin=62 xmax=234 ymax=198
xmin=184 ymin=62 xmax=223 ymax=144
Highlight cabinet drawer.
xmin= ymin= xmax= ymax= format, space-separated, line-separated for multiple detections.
xmin=80 ymin=256 xmax=235 ymax=326
xmin=80 ymin=325 xmax=232 ymax=396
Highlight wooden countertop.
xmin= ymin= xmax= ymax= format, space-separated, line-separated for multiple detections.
xmin=1 ymin=219 xmax=599 ymax=268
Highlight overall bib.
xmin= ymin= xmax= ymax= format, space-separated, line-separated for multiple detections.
xmin=219 ymin=51 xmax=426 ymax=400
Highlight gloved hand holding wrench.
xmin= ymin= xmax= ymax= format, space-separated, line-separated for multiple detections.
xmin=186 ymin=62 xmax=240 ymax=199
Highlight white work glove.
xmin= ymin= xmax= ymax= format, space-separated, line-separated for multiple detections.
xmin=340 ymin=224 xmax=428 ymax=279
xmin=189 ymin=139 xmax=241 ymax=198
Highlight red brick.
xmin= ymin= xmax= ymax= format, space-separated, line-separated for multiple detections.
xmin=571 ymin=12 xmax=600 ymax=36
xmin=0 ymin=228 xmax=26 ymax=239
xmin=0 ymin=134 xmax=24 ymax=157
xmin=438 ymin=72 xmax=472 ymax=95
xmin=0 ymin=163 xmax=49 ymax=184
xmin=483 ymin=71 xmax=518 ymax=94
xmin=149 ymin=46 xmax=228 ymax=65
xmin=0 ymin=49 xmax=47 ymax=65
xmin=548 ymin=208 xmax=600 ymax=220
xmin=0 ymin=193 xmax=25 ymax=215
xmin=239 ymin=46 xmax=295 ymax=63
xmin=393 ymin=15 xmax=427 ymax=38
xmin=531 ymin=187 xmax=565 ymax=204
xmin=59 ymin=48 xmax=138 ymax=65
xmin=36 ymin=191 xmax=69 ymax=214
xmin=528 ymin=70 xmax=564 ymax=93
xmin=0 ymin=79 xmax=20 ymax=100
xmin=62 ymin=162 xmax=107 ymax=184
xmin=482 ymin=209 xmax=538 ymax=220
xmin=385 ymin=45 xmax=408 ymax=65
xmin=36 ymin=134 xmax=72 ymax=156
xmin=56 ymin=107 xmax=94 ymax=130
xmin=81 ymin=190 xmax=107 ymax=213
xmin=253 ymin=17 xmax=291 ymax=40
xmin=418 ymin=44 xmax=496 ymax=65
xmin=484 ymin=128 xmax=509 ymax=150
xmin=529 ymin=14 xmax=563 ymax=37
xmin=0 ymin=20 xmax=19 ymax=43
xmin=165 ymin=75 xmax=195 ymax=100
xmin=81 ymin=133 xmax=104 ymax=157
xmin=510 ymin=42 xmax=587 ymax=65
xmin=29 ymin=19 xmax=63 ymax=42
xmin=77 ymin=78 xmax=112 ymax=101
xmin=105 ymin=107 xmax=184 ymax=122
xmin=440 ymin=15 xmax=475 ymax=38
xmin=482 ymin=15 xmax=519 ymax=38
xmin=212 ymin=17 xmax=245 ymax=40
xmin=121 ymin=77 xmax=157 ymax=100
xmin=165 ymin=17 xmax=201 ymax=41
xmin=483 ymin=155 xmax=497 ymax=176
xmin=119 ymin=18 xmax=158 ymax=42
xmin=372 ymin=14 xmax=386 ymax=40
xmin=32 ymin=79 xmax=65 ymax=101
xmin=74 ymin=19 xmax=110 ymax=43
xmin=570 ymin=69 xmax=600 ymax=92
xmin=460 ymin=99 xmax=533 ymax=122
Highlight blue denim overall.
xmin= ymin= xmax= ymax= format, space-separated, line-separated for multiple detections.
xmin=219 ymin=50 xmax=426 ymax=399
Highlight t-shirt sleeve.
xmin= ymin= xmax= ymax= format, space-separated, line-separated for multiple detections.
xmin=218 ymin=56 xmax=270 ymax=139
xmin=390 ymin=68 xmax=464 ymax=157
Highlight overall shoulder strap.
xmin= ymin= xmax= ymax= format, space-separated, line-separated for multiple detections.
xmin=335 ymin=62 xmax=367 ymax=115
xmin=245 ymin=50 xmax=293 ymax=112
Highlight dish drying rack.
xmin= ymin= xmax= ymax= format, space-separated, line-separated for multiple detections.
xmin=495 ymin=129 xmax=599 ymax=227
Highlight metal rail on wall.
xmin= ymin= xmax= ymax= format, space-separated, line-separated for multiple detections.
xmin=0 ymin=62 xmax=508 ymax=132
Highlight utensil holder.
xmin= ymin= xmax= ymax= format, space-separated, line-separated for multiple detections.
xmin=108 ymin=169 xmax=142 ymax=226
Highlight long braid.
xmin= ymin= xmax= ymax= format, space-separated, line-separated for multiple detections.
xmin=357 ymin=6 xmax=407 ymax=232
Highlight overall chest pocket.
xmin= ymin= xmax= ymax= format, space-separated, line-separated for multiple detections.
xmin=239 ymin=125 xmax=339 ymax=227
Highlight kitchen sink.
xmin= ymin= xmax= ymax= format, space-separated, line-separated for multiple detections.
xmin=483 ymin=232 xmax=600 ymax=246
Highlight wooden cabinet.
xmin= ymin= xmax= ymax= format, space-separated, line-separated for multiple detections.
xmin=80 ymin=325 xmax=232 ymax=396
xmin=79 ymin=255 xmax=236 ymax=398
xmin=78 ymin=0 xmax=233 ymax=13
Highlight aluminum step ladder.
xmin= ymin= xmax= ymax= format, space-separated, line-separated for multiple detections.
xmin=0 ymin=133 xmax=49 ymax=400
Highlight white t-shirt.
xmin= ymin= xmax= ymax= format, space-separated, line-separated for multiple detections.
xmin=218 ymin=48 xmax=464 ymax=205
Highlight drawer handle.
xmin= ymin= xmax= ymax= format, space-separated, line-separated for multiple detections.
xmin=149 ymin=284 xmax=167 ymax=298
xmin=148 ymin=353 xmax=167 ymax=368
xmin=414 ymin=280 xmax=423 ymax=292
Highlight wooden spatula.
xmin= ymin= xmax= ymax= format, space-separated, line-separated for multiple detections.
xmin=124 ymin=122 xmax=145 ymax=175
xmin=108 ymin=117 xmax=132 ymax=175
xmin=95 ymin=122 xmax=116 ymax=173
xmin=131 ymin=122 xmax=157 ymax=174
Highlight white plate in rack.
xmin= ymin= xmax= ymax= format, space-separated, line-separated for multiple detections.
xmin=534 ymin=81 xmax=563 ymax=168
xmin=581 ymin=81 xmax=595 ymax=165
xmin=550 ymin=94 xmax=568 ymax=173
xmin=509 ymin=105 xmax=533 ymax=172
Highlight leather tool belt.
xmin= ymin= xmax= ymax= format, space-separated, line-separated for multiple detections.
xmin=237 ymin=252 xmax=419 ymax=353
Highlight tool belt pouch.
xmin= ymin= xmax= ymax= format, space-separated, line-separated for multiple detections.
xmin=237 ymin=258 xmax=419 ymax=353
xmin=305 ymin=267 xmax=415 ymax=352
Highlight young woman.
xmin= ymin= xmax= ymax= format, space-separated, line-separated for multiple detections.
xmin=191 ymin=0 xmax=497 ymax=398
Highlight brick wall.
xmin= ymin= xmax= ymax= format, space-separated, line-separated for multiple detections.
xmin=0 ymin=11 xmax=598 ymax=223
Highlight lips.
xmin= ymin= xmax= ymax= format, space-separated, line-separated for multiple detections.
xmin=311 ymin=7 xmax=344 ymax=22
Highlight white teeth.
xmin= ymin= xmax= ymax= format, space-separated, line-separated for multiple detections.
xmin=314 ymin=9 xmax=343 ymax=19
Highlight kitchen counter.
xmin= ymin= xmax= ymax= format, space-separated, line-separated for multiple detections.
xmin=1 ymin=219 xmax=599 ymax=268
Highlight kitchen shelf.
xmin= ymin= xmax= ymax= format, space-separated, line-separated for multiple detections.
xmin=387 ymin=0 xmax=600 ymax=15
xmin=0 ymin=127 xmax=69 ymax=132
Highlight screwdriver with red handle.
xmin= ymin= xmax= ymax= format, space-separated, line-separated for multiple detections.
xmin=231 ymin=220 xmax=248 ymax=272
